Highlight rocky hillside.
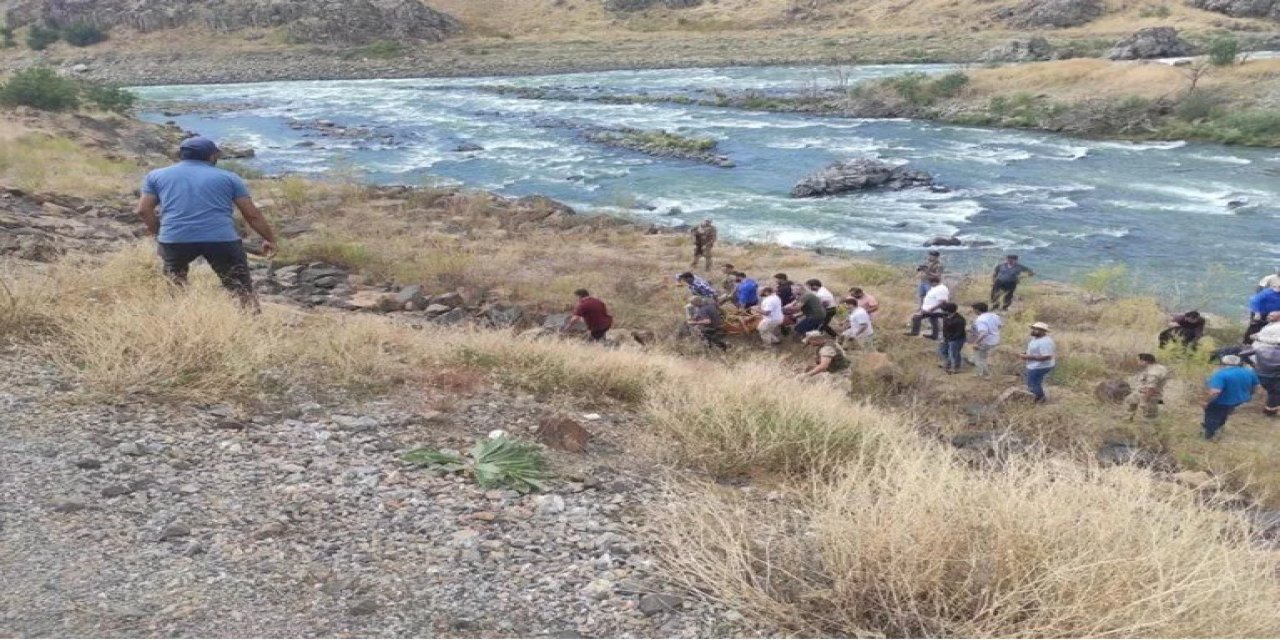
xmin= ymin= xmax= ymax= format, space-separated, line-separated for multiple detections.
xmin=1 ymin=0 xmax=461 ymax=45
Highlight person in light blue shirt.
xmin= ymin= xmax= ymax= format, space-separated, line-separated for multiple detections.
xmin=1202 ymin=355 xmax=1261 ymax=440
xmin=732 ymin=272 xmax=759 ymax=309
xmin=136 ymin=136 xmax=277 ymax=311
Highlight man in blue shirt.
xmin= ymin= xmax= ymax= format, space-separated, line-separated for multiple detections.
xmin=732 ymin=272 xmax=759 ymax=310
xmin=1202 ymin=355 xmax=1261 ymax=440
xmin=136 ymin=136 xmax=277 ymax=311
xmin=1246 ymin=286 xmax=1280 ymax=343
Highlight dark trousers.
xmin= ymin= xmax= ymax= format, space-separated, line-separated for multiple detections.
xmin=939 ymin=338 xmax=964 ymax=371
xmin=991 ymin=281 xmax=1017 ymax=310
xmin=821 ymin=308 xmax=838 ymax=337
xmin=1260 ymin=375 xmax=1280 ymax=411
xmin=699 ymin=327 xmax=728 ymax=351
xmin=1203 ymin=402 xmax=1239 ymax=439
xmin=589 ymin=328 xmax=610 ymax=342
xmin=910 ymin=312 xmax=941 ymax=338
xmin=1245 ymin=318 xmax=1269 ymax=344
xmin=159 ymin=241 xmax=254 ymax=294
xmin=794 ymin=317 xmax=823 ymax=339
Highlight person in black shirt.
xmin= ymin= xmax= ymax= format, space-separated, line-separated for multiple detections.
xmin=1158 ymin=311 xmax=1205 ymax=349
xmin=938 ymin=302 xmax=967 ymax=374
xmin=773 ymin=273 xmax=795 ymax=306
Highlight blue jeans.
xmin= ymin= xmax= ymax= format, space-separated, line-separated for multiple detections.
xmin=1025 ymin=366 xmax=1054 ymax=402
xmin=916 ymin=281 xmax=930 ymax=302
xmin=1202 ymin=402 xmax=1239 ymax=439
xmin=794 ymin=317 xmax=823 ymax=339
xmin=939 ymin=338 xmax=964 ymax=371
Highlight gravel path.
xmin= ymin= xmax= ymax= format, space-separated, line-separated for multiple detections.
xmin=0 ymin=351 xmax=745 ymax=638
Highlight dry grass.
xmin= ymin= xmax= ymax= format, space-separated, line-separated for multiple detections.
xmin=0 ymin=133 xmax=140 ymax=196
xmin=657 ymin=451 xmax=1280 ymax=637
xmin=967 ymin=58 xmax=1280 ymax=104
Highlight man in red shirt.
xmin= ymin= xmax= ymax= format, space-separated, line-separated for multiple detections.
xmin=562 ymin=289 xmax=613 ymax=341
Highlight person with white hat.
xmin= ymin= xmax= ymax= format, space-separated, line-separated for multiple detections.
xmin=1019 ymin=322 xmax=1056 ymax=402
xmin=800 ymin=331 xmax=850 ymax=380
xmin=1243 ymin=326 xmax=1280 ymax=417
xmin=1202 ymin=354 xmax=1261 ymax=440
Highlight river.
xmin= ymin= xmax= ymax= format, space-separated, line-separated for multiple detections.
xmin=134 ymin=63 xmax=1280 ymax=315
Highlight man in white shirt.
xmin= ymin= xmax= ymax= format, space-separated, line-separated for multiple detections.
xmin=968 ymin=302 xmax=1002 ymax=377
xmin=1259 ymin=268 xmax=1280 ymax=292
xmin=806 ymin=279 xmax=839 ymax=337
xmin=840 ymin=296 xmax=876 ymax=351
xmin=907 ymin=275 xmax=949 ymax=340
xmin=754 ymin=286 xmax=784 ymax=345
xmin=1020 ymin=322 xmax=1056 ymax=402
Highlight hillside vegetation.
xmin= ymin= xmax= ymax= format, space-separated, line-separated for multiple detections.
xmin=5 ymin=105 xmax=1280 ymax=636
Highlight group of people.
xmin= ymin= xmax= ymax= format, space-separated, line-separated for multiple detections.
xmin=671 ymin=230 xmax=1064 ymax=400
xmin=130 ymin=139 xmax=1277 ymax=443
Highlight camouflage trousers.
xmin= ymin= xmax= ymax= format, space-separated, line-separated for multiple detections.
xmin=1125 ymin=391 xmax=1161 ymax=419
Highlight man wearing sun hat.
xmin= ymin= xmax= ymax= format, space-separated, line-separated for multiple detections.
xmin=1019 ymin=321 xmax=1056 ymax=403
xmin=1202 ymin=354 xmax=1261 ymax=440
xmin=1243 ymin=326 xmax=1280 ymax=418
xmin=136 ymin=135 xmax=277 ymax=312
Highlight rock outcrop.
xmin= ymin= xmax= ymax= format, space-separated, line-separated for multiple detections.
xmin=998 ymin=0 xmax=1104 ymax=28
xmin=790 ymin=158 xmax=933 ymax=198
xmin=4 ymin=0 xmax=462 ymax=45
xmin=1107 ymin=27 xmax=1192 ymax=60
xmin=981 ymin=37 xmax=1055 ymax=62
xmin=1191 ymin=0 xmax=1280 ymax=21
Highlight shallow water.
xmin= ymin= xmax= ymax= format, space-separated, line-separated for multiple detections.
xmin=134 ymin=64 xmax=1280 ymax=315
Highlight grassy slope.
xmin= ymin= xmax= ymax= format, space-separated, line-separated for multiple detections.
xmin=4 ymin=110 xmax=1280 ymax=635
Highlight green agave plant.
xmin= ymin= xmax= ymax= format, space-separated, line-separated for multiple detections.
xmin=404 ymin=437 xmax=550 ymax=493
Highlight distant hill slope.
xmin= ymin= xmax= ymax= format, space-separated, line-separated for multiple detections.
xmin=431 ymin=0 xmax=1275 ymax=36
xmin=0 ymin=0 xmax=462 ymax=45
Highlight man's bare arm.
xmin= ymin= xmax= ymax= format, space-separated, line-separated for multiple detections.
xmin=234 ymin=196 xmax=278 ymax=255
xmin=136 ymin=194 xmax=160 ymax=236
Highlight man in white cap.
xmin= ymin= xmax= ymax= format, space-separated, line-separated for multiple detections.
xmin=1202 ymin=354 xmax=1261 ymax=440
xmin=801 ymin=331 xmax=850 ymax=380
xmin=1243 ymin=327 xmax=1280 ymax=417
xmin=1019 ymin=322 xmax=1056 ymax=402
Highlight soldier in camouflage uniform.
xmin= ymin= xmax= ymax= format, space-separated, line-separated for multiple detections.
xmin=1126 ymin=353 xmax=1170 ymax=420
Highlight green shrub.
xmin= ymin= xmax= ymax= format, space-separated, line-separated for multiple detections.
xmin=0 ymin=67 xmax=80 ymax=111
xmin=353 ymin=40 xmax=407 ymax=59
xmin=0 ymin=25 xmax=15 ymax=48
xmin=931 ymin=71 xmax=970 ymax=99
xmin=63 ymin=23 xmax=107 ymax=47
xmin=1214 ymin=110 xmax=1280 ymax=145
xmin=404 ymin=437 xmax=550 ymax=492
xmin=1175 ymin=90 xmax=1223 ymax=121
xmin=25 ymin=24 xmax=60 ymax=50
xmin=1138 ymin=4 xmax=1171 ymax=17
xmin=1207 ymin=35 xmax=1239 ymax=67
xmin=83 ymin=83 xmax=136 ymax=113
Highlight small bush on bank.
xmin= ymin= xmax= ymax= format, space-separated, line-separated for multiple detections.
xmin=25 ymin=24 xmax=60 ymax=50
xmin=1175 ymin=90 xmax=1224 ymax=121
xmin=63 ymin=23 xmax=107 ymax=47
xmin=0 ymin=25 xmax=16 ymax=48
xmin=83 ymin=83 xmax=136 ymax=113
xmin=0 ymin=67 xmax=80 ymax=111
xmin=1207 ymin=35 xmax=1239 ymax=67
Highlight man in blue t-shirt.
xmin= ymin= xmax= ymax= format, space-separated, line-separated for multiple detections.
xmin=136 ymin=136 xmax=277 ymax=310
xmin=732 ymin=272 xmax=759 ymax=310
xmin=1202 ymin=355 xmax=1261 ymax=440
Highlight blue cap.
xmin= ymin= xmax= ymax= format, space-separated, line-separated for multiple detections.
xmin=179 ymin=136 xmax=220 ymax=159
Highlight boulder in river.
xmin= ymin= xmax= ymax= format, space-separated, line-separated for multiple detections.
xmin=1106 ymin=27 xmax=1192 ymax=60
xmin=790 ymin=158 xmax=933 ymax=198
xmin=923 ymin=235 xmax=963 ymax=248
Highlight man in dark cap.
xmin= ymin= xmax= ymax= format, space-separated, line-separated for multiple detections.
xmin=136 ymin=136 xmax=277 ymax=311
